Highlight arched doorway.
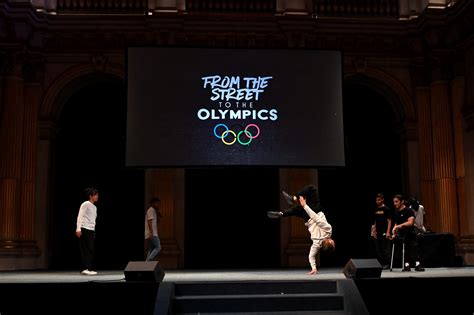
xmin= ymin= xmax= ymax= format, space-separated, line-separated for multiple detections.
xmin=319 ymin=77 xmax=405 ymax=265
xmin=50 ymin=74 xmax=145 ymax=270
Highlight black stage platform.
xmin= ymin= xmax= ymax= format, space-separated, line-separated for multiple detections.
xmin=1 ymin=267 xmax=473 ymax=314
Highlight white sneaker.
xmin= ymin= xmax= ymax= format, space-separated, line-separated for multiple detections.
xmin=81 ymin=269 xmax=97 ymax=275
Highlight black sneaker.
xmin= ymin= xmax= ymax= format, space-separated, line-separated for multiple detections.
xmin=402 ymin=265 xmax=411 ymax=272
xmin=415 ymin=265 xmax=425 ymax=272
xmin=267 ymin=211 xmax=282 ymax=219
xmin=282 ymin=191 xmax=295 ymax=205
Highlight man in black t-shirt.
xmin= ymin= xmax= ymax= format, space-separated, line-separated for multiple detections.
xmin=391 ymin=194 xmax=424 ymax=272
xmin=371 ymin=193 xmax=392 ymax=269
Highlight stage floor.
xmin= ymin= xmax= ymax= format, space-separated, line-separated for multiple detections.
xmin=1 ymin=267 xmax=474 ymax=314
xmin=1 ymin=266 xmax=473 ymax=283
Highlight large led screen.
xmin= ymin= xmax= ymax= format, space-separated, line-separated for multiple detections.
xmin=126 ymin=48 xmax=344 ymax=167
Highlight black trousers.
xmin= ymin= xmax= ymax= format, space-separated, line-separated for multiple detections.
xmin=79 ymin=228 xmax=95 ymax=271
xmin=393 ymin=233 xmax=422 ymax=266
xmin=373 ymin=236 xmax=390 ymax=265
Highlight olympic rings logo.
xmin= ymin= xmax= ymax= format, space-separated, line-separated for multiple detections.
xmin=213 ymin=123 xmax=261 ymax=146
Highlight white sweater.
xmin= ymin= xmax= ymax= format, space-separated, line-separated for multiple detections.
xmin=76 ymin=200 xmax=97 ymax=232
xmin=303 ymin=204 xmax=332 ymax=240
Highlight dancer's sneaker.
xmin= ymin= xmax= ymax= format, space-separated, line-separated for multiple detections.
xmin=81 ymin=269 xmax=97 ymax=275
xmin=267 ymin=211 xmax=283 ymax=219
xmin=282 ymin=191 xmax=295 ymax=205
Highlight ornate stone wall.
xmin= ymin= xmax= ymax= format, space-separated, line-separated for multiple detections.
xmin=1 ymin=0 xmax=474 ymax=269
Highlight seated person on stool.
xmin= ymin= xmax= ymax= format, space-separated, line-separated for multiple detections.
xmin=409 ymin=197 xmax=427 ymax=235
xmin=391 ymin=194 xmax=425 ymax=272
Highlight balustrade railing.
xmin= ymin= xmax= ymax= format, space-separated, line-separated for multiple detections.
xmin=186 ymin=0 xmax=276 ymax=13
xmin=32 ymin=0 xmax=411 ymax=17
xmin=56 ymin=0 xmax=148 ymax=14
xmin=312 ymin=0 xmax=399 ymax=17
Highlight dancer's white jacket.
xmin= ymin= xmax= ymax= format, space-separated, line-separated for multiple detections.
xmin=303 ymin=204 xmax=332 ymax=240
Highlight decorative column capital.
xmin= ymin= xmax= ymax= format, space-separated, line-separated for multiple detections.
xmin=411 ymin=63 xmax=431 ymax=88
xmin=0 ymin=51 xmax=45 ymax=84
xmin=0 ymin=51 xmax=24 ymax=78
xmin=399 ymin=120 xmax=419 ymax=142
xmin=429 ymin=49 xmax=456 ymax=82
xmin=22 ymin=59 xmax=45 ymax=84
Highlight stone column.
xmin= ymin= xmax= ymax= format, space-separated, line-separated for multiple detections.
xmin=461 ymin=107 xmax=474 ymax=264
xmin=410 ymin=49 xmax=435 ymax=226
xmin=0 ymin=59 xmax=24 ymax=249
xmin=401 ymin=121 xmax=421 ymax=199
xmin=430 ymin=74 xmax=458 ymax=235
xmin=458 ymin=45 xmax=474 ymax=264
xmin=35 ymin=121 xmax=59 ymax=269
xmin=416 ymin=86 xmax=437 ymax=230
xmin=451 ymin=72 xmax=468 ymax=239
xmin=18 ymin=64 xmax=42 ymax=256
xmin=0 ymin=57 xmax=42 ymax=270
xmin=279 ymin=168 xmax=318 ymax=267
xmin=0 ymin=57 xmax=26 ymax=268
xmin=145 ymin=169 xmax=184 ymax=268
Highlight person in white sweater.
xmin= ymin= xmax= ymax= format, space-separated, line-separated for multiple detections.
xmin=144 ymin=197 xmax=162 ymax=261
xmin=298 ymin=195 xmax=335 ymax=275
xmin=75 ymin=187 xmax=99 ymax=276
xmin=409 ymin=197 xmax=426 ymax=234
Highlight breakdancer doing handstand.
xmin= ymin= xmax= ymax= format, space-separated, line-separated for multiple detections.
xmin=268 ymin=185 xmax=335 ymax=275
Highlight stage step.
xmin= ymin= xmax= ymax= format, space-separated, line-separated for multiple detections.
xmin=174 ymin=280 xmax=338 ymax=295
xmin=155 ymin=280 xmax=368 ymax=314
xmin=174 ymin=312 xmax=349 ymax=315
